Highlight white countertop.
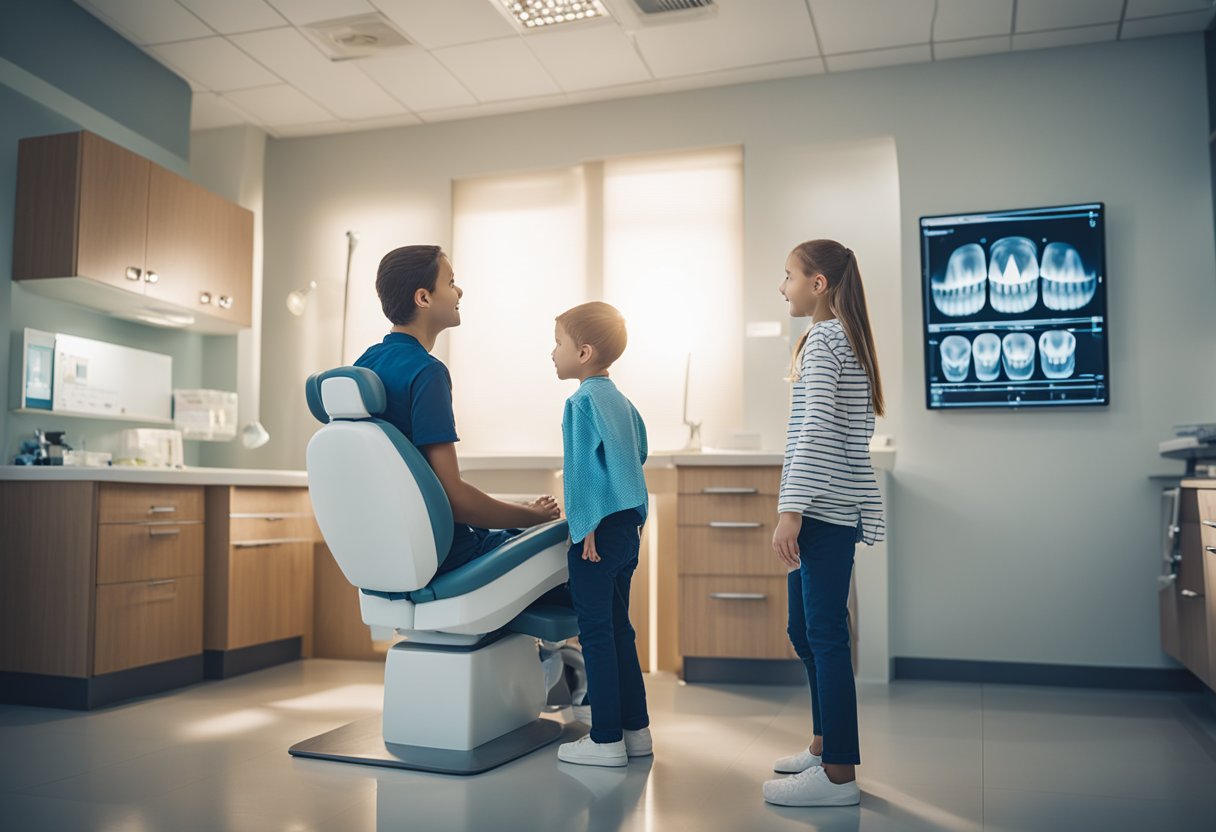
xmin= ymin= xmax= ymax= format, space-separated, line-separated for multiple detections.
xmin=0 ymin=465 xmax=309 ymax=487
xmin=0 ymin=442 xmax=896 ymax=484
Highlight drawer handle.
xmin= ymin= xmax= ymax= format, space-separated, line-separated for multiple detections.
xmin=1181 ymin=589 xmax=1204 ymax=598
xmin=148 ymin=506 xmax=177 ymax=514
xmin=233 ymin=538 xmax=307 ymax=548
xmin=708 ymin=521 xmax=762 ymax=529
xmin=1203 ymin=520 xmax=1216 ymax=529
xmin=148 ymin=527 xmax=180 ymax=537
xmin=1206 ymin=547 xmax=1216 ymax=554
xmin=702 ymin=487 xmax=758 ymax=495
xmin=147 ymin=579 xmax=176 ymax=587
xmin=709 ymin=592 xmax=767 ymax=601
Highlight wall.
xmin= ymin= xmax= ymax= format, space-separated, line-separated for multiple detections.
xmin=261 ymin=34 xmax=1215 ymax=671
xmin=0 ymin=1 xmax=198 ymax=463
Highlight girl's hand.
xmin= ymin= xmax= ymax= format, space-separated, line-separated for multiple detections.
xmin=527 ymin=495 xmax=561 ymax=522
xmin=581 ymin=529 xmax=600 ymax=562
xmin=772 ymin=512 xmax=802 ymax=568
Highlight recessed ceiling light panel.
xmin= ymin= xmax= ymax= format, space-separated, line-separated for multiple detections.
xmin=497 ymin=1 xmax=610 ymax=30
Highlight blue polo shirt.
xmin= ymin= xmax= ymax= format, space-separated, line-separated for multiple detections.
xmin=355 ymin=332 xmax=493 ymax=573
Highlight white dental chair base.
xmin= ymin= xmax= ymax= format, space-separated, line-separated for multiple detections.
xmin=288 ymin=632 xmax=578 ymax=774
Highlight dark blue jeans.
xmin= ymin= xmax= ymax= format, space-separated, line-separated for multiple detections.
xmin=786 ymin=516 xmax=860 ymax=765
xmin=567 ymin=508 xmax=650 ymax=744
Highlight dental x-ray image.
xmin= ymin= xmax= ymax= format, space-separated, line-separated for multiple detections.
xmin=920 ymin=203 xmax=1108 ymax=409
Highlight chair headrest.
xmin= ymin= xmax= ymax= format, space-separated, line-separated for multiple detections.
xmin=306 ymin=367 xmax=387 ymax=423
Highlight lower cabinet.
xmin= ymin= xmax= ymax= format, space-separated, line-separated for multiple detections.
xmin=204 ymin=486 xmax=314 ymax=678
xmin=1161 ymin=484 xmax=1216 ymax=691
xmin=0 ymin=482 xmax=206 ymax=709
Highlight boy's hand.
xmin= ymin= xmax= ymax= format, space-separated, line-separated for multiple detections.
xmin=581 ymin=529 xmax=600 ymax=562
xmin=527 ymin=495 xmax=561 ymax=522
xmin=772 ymin=512 xmax=802 ymax=568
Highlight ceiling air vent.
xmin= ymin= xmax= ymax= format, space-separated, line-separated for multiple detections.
xmin=631 ymin=0 xmax=715 ymax=14
xmin=301 ymin=13 xmax=410 ymax=61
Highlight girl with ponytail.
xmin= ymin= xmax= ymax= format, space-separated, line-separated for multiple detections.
xmin=763 ymin=240 xmax=886 ymax=808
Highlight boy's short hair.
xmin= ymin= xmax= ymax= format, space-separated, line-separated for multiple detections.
xmin=376 ymin=245 xmax=444 ymax=325
xmin=556 ymin=302 xmax=628 ymax=368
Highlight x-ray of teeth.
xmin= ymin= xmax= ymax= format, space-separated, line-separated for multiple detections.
xmin=1040 ymin=242 xmax=1096 ymax=311
xmin=1038 ymin=330 xmax=1076 ymax=379
xmin=972 ymin=332 xmax=1002 ymax=381
xmin=940 ymin=335 xmax=972 ymax=382
xmin=932 ymin=244 xmax=987 ymax=317
xmin=1001 ymin=332 xmax=1036 ymax=381
xmin=988 ymin=237 xmax=1039 ymax=314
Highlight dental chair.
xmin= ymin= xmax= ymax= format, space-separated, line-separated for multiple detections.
xmin=288 ymin=367 xmax=580 ymax=775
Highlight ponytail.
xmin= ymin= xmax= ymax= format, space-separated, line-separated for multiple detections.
xmin=788 ymin=240 xmax=886 ymax=417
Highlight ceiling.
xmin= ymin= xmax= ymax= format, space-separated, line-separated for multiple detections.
xmin=74 ymin=0 xmax=1216 ymax=138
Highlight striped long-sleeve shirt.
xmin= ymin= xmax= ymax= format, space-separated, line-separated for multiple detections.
xmin=779 ymin=318 xmax=886 ymax=545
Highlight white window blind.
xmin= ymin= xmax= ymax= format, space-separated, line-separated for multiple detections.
xmin=450 ymin=147 xmax=742 ymax=453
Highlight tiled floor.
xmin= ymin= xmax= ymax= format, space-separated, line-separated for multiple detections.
xmin=1 ymin=660 xmax=1214 ymax=831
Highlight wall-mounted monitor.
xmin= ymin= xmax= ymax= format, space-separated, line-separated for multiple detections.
xmin=919 ymin=202 xmax=1109 ymax=410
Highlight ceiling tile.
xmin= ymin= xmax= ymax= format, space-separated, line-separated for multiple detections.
xmin=221 ymin=84 xmax=334 ymax=125
xmin=810 ymin=0 xmax=934 ymax=54
xmin=1121 ymin=9 xmax=1214 ymax=36
xmin=433 ymin=38 xmax=562 ymax=102
xmin=176 ymin=0 xmax=287 ymax=33
xmin=932 ymin=0 xmax=1013 ymax=41
xmin=263 ymin=0 xmax=375 ymax=26
xmin=825 ymin=44 xmax=932 ymax=73
xmin=230 ymin=28 xmax=406 ymax=119
xmin=357 ymin=48 xmax=477 ymax=111
xmin=414 ymin=92 xmax=570 ymax=124
xmin=1125 ymin=0 xmax=1214 ymax=16
xmin=632 ymin=0 xmax=818 ymax=78
xmin=1015 ymin=0 xmax=1124 ymax=32
xmin=75 ymin=0 xmax=213 ymax=44
xmin=150 ymin=37 xmax=281 ymax=91
xmin=525 ymin=23 xmax=651 ymax=92
xmin=651 ymin=56 xmax=825 ymax=93
xmin=1012 ymin=23 xmax=1118 ymax=50
xmin=190 ymin=92 xmax=248 ymax=130
xmin=371 ymin=0 xmax=518 ymax=49
xmin=933 ymin=35 xmax=1011 ymax=61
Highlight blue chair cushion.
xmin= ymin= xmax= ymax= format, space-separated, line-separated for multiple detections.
xmin=393 ymin=519 xmax=569 ymax=603
xmin=507 ymin=603 xmax=579 ymax=641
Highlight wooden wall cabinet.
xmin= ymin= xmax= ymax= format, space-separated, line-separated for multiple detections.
xmin=204 ymin=487 xmax=314 ymax=678
xmin=12 ymin=130 xmax=252 ymax=332
xmin=0 ymin=482 xmax=205 ymax=709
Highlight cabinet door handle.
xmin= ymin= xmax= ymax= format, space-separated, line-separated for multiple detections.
xmin=709 ymin=592 xmax=767 ymax=601
xmin=125 ymin=266 xmax=142 ymax=281
xmin=148 ymin=527 xmax=180 ymax=537
xmin=702 ymin=487 xmax=758 ymax=495
xmin=218 ymin=295 xmax=233 ymax=310
xmin=1181 ymin=589 xmax=1204 ymax=598
xmin=148 ymin=506 xmax=177 ymax=514
xmin=143 ymin=270 xmax=159 ymax=284
xmin=1206 ymin=547 xmax=1216 ymax=554
xmin=708 ymin=521 xmax=762 ymax=529
xmin=1204 ymin=521 xmax=1216 ymax=529
xmin=199 ymin=291 xmax=213 ymax=305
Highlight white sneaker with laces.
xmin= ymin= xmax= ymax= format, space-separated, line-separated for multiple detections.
xmin=773 ymin=747 xmax=821 ymax=774
xmin=623 ymin=727 xmax=652 ymax=757
xmin=762 ymin=766 xmax=860 ymax=807
xmin=557 ymin=734 xmax=627 ymax=767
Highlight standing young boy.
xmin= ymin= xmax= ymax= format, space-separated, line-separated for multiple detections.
xmin=551 ymin=302 xmax=652 ymax=767
xmin=355 ymin=245 xmax=559 ymax=573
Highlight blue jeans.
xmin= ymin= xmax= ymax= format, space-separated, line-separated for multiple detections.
xmin=567 ymin=508 xmax=650 ymax=744
xmin=786 ymin=516 xmax=860 ymax=765
xmin=438 ymin=525 xmax=521 ymax=574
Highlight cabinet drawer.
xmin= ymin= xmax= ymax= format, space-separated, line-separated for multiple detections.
xmin=678 ymin=526 xmax=786 ymax=577
xmin=228 ymin=541 xmax=312 ymax=650
xmin=229 ymin=516 xmax=315 ymax=544
xmin=99 ymin=484 xmax=203 ymax=524
xmin=678 ymin=494 xmax=774 ymax=526
xmin=97 ymin=523 xmax=204 ymax=584
xmin=93 ymin=575 xmax=203 ymax=675
xmin=230 ymin=487 xmax=312 ymax=517
xmin=1178 ymin=591 xmax=1210 ymax=684
xmin=1196 ymin=490 xmax=1216 ymax=524
xmin=679 ymin=576 xmax=794 ymax=660
xmin=678 ymin=467 xmax=780 ymax=497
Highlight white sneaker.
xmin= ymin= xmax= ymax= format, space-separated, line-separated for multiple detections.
xmin=773 ymin=747 xmax=821 ymax=774
xmin=623 ymin=727 xmax=652 ymax=757
xmin=762 ymin=766 xmax=860 ymax=807
xmin=558 ymin=734 xmax=627 ymax=767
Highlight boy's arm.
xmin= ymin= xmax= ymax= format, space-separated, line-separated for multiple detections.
xmin=421 ymin=443 xmax=559 ymax=528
